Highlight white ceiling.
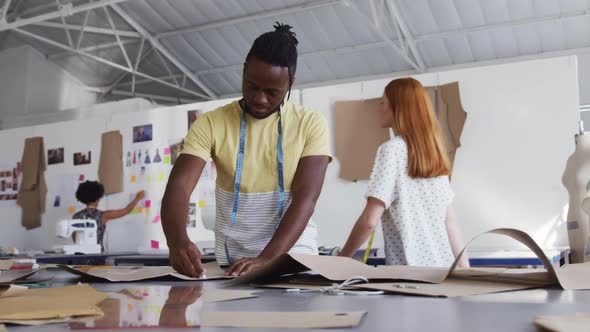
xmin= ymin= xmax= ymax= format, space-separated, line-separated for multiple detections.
xmin=0 ymin=0 xmax=589 ymax=104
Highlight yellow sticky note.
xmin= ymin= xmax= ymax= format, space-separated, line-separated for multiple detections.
xmin=130 ymin=175 xmax=137 ymax=183
xmin=164 ymin=156 xmax=171 ymax=164
xmin=137 ymin=207 xmax=143 ymax=214
xmin=198 ymin=200 xmax=205 ymax=208
xmin=68 ymin=206 xmax=75 ymax=214
xmin=159 ymin=173 xmax=165 ymax=181
xmin=127 ymin=303 xmax=134 ymax=311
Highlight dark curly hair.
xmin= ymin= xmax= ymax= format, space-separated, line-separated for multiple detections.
xmin=75 ymin=181 xmax=104 ymax=204
xmin=246 ymin=22 xmax=299 ymax=99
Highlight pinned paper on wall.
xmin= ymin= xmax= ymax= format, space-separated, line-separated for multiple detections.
xmin=152 ymin=216 xmax=161 ymax=224
xmin=145 ymin=200 xmax=151 ymax=208
xmin=78 ymin=174 xmax=85 ymax=182
xmin=68 ymin=206 xmax=75 ymax=214
xmin=58 ymin=174 xmax=80 ymax=206
xmin=145 ymin=208 xmax=150 ymax=216
xmin=163 ymin=156 xmax=171 ymax=164
xmin=137 ymin=207 xmax=144 ymax=214
xmin=130 ymin=175 xmax=137 ymax=183
xmin=150 ymin=240 xmax=159 ymax=249
xmin=163 ymin=148 xmax=170 ymax=155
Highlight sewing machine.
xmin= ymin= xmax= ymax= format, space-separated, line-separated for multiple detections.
xmin=56 ymin=219 xmax=102 ymax=254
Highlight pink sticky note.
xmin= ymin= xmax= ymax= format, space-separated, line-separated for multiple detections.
xmin=152 ymin=216 xmax=161 ymax=223
xmin=163 ymin=148 xmax=171 ymax=155
xmin=145 ymin=200 xmax=151 ymax=208
xmin=79 ymin=174 xmax=85 ymax=181
xmin=150 ymin=240 xmax=159 ymax=249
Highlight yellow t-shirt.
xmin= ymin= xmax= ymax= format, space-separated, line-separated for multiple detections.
xmin=181 ymin=100 xmax=332 ymax=265
xmin=182 ymin=100 xmax=332 ymax=193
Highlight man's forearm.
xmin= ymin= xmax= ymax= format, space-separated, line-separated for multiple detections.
xmin=258 ymin=197 xmax=315 ymax=259
xmin=161 ymin=180 xmax=192 ymax=246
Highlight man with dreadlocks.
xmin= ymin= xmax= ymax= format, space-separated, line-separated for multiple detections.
xmin=161 ymin=23 xmax=332 ymax=277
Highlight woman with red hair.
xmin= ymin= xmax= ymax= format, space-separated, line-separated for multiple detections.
xmin=339 ymin=77 xmax=469 ymax=268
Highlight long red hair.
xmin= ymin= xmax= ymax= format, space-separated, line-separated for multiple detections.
xmin=384 ymin=77 xmax=450 ymax=178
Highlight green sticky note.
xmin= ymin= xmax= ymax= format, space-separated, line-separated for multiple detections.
xmin=164 ymin=156 xmax=171 ymax=164
xmin=131 ymin=208 xmax=137 ymax=214
xmin=159 ymin=173 xmax=165 ymax=181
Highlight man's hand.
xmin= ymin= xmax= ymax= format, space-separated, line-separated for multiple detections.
xmin=169 ymin=241 xmax=206 ymax=278
xmin=225 ymin=257 xmax=270 ymax=276
xmin=165 ymin=285 xmax=203 ymax=305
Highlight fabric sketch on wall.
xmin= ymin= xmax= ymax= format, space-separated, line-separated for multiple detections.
xmin=425 ymin=82 xmax=467 ymax=174
xmin=99 ymin=131 xmax=123 ymax=194
xmin=153 ymin=149 xmax=162 ymax=163
xmin=17 ymin=137 xmax=47 ymax=229
xmin=332 ymin=98 xmax=391 ymax=181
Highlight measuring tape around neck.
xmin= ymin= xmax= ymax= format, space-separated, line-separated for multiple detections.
xmin=224 ymin=105 xmax=285 ymax=264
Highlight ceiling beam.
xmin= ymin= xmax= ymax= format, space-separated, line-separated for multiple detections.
xmin=75 ymin=9 xmax=90 ymax=49
xmin=13 ymin=27 xmax=211 ymax=100
xmin=109 ymin=90 xmax=199 ymax=104
xmin=44 ymin=0 xmax=340 ymax=57
xmin=30 ymin=21 xmax=141 ymax=38
xmin=49 ymin=38 xmax=138 ymax=59
xmin=0 ymin=0 xmax=130 ymax=32
xmin=385 ymin=0 xmax=425 ymax=71
xmin=1 ymin=0 xmax=12 ymax=21
xmin=156 ymin=0 xmax=340 ymax=39
xmin=415 ymin=9 xmax=590 ymax=42
xmin=116 ymin=40 xmax=390 ymax=88
xmin=342 ymin=0 xmax=421 ymax=70
xmin=110 ymin=4 xmax=217 ymax=99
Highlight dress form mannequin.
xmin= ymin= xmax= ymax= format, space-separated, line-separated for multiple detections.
xmin=562 ymin=122 xmax=590 ymax=263
xmin=580 ymin=180 xmax=590 ymax=260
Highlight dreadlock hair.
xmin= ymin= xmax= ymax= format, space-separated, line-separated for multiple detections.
xmin=75 ymin=181 xmax=105 ymax=205
xmin=246 ymin=22 xmax=299 ymax=100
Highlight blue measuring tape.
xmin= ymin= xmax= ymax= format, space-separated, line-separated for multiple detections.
xmin=224 ymin=107 xmax=285 ymax=264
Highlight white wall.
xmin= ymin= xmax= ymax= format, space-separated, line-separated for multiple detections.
xmin=577 ymin=52 xmax=590 ymax=106
xmin=0 ymin=99 xmax=156 ymax=252
xmin=306 ymin=55 xmax=579 ymax=251
xmin=0 ymin=46 xmax=96 ymax=125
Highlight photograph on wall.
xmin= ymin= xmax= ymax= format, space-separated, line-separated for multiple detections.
xmin=188 ymin=110 xmax=203 ymax=131
xmin=187 ymin=202 xmax=197 ymax=228
xmin=133 ymin=124 xmax=153 ymax=143
xmin=73 ymin=151 xmax=91 ymax=166
xmin=47 ymin=147 xmax=65 ymax=165
xmin=0 ymin=163 xmax=19 ymax=202
xmin=153 ymin=148 xmax=162 ymax=163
